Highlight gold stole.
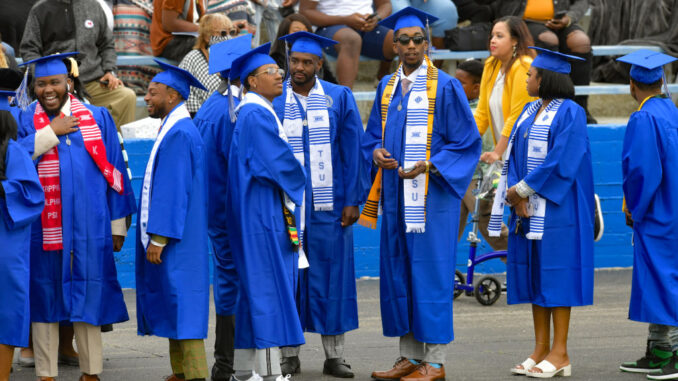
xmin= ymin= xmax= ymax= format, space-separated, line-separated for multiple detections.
xmin=358 ymin=56 xmax=438 ymax=229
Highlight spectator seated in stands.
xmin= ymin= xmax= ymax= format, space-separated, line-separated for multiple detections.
xmin=150 ymin=0 xmax=206 ymax=62
xmin=179 ymin=12 xmax=236 ymax=116
xmin=494 ymin=0 xmax=596 ymax=123
xmin=20 ymin=0 xmax=137 ymax=130
xmin=208 ymin=0 xmax=257 ymax=37
xmin=300 ymin=0 xmax=395 ymax=88
xmin=391 ymin=0 xmax=458 ymax=52
xmin=250 ymin=0 xmax=297 ymax=45
xmin=270 ymin=13 xmax=337 ymax=84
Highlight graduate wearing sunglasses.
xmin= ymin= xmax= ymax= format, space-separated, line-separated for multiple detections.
xmin=362 ymin=7 xmax=481 ymax=381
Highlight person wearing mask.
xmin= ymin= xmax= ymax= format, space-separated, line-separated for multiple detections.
xmin=179 ymin=13 xmax=238 ymax=116
xmin=192 ymin=34 xmax=251 ymax=381
xmin=491 ymin=47 xmax=594 ymax=378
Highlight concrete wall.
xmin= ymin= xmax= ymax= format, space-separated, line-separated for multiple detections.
xmin=116 ymin=123 xmax=631 ymax=288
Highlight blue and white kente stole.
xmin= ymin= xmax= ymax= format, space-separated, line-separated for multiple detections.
xmin=488 ymin=98 xmax=563 ymax=240
xmin=283 ymin=77 xmax=334 ymax=211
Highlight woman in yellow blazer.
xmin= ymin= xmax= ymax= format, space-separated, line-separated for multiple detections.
xmin=475 ymin=16 xmax=537 ymax=164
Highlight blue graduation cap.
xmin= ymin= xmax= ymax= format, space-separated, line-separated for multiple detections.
xmin=20 ymin=52 xmax=79 ymax=78
xmin=209 ymin=34 xmax=253 ymax=77
xmin=279 ymin=31 xmax=337 ymax=58
xmin=529 ymin=46 xmax=584 ymax=74
xmin=151 ymin=59 xmax=207 ymax=99
xmin=230 ymin=42 xmax=276 ymax=83
xmin=379 ymin=6 xmax=438 ymax=33
xmin=616 ymin=49 xmax=677 ymax=84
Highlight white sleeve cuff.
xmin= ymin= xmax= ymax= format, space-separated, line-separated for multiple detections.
xmin=33 ymin=127 xmax=60 ymax=159
xmin=111 ymin=218 xmax=127 ymax=237
xmin=150 ymin=239 xmax=167 ymax=247
xmin=516 ymin=180 xmax=536 ymax=198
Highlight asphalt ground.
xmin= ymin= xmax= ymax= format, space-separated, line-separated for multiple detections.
xmin=11 ymin=269 xmax=655 ymax=381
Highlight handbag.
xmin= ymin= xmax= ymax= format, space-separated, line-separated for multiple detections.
xmin=444 ymin=22 xmax=491 ymax=51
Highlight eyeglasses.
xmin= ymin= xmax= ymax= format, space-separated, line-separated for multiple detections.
xmin=394 ymin=35 xmax=426 ymax=46
xmin=218 ymin=29 xmax=239 ymax=37
xmin=254 ymin=67 xmax=285 ymax=77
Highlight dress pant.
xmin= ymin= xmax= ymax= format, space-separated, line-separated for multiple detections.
xmin=32 ymin=321 xmax=102 ymax=377
xmin=399 ymin=332 xmax=447 ymax=365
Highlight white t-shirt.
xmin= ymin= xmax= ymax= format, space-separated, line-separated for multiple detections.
xmin=293 ymin=92 xmax=308 ymax=111
xmin=488 ymin=71 xmax=506 ymax=158
xmin=312 ymin=0 xmax=373 ymax=17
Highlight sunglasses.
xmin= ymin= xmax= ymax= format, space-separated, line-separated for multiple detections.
xmin=254 ymin=67 xmax=285 ymax=77
xmin=218 ymin=29 xmax=239 ymax=37
xmin=394 ymin=35 xmax=426 ymax=46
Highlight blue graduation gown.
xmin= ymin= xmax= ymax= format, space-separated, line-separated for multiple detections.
xmin=0 ymin=140 xmax=44 ymax=347
xmin=17 ymin=102 xmax=136 ymax=326
xmin=623 ymin=96 xmax=678 ymax=325
xmin=194 ymin=89 xmax=239 ymax=316
xmin=362 ymin=69 xmax=481 ymax=344
xmin=0 ymin=98 xmax=21 ymax=122
xmin=272 ymin=79 xmax=366 ymax=335
xmin=227 ymin=98 xmax=306 ymax=349
xmin=135 ymin=112 xmax=209 ymax=339
xmin=506 ymin=99 xmax=594 ymax=307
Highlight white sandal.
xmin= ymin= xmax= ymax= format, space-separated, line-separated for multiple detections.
xmin=511 ymin=357 xmax=537 ymax=375
xmin=526 ymin=360 xmax=571 ymax=378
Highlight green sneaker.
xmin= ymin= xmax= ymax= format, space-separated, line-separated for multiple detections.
xmin=620 ymin=346 xmax=673 ymax=373
xmin=648 ymin=353 xmax=678 ymax=380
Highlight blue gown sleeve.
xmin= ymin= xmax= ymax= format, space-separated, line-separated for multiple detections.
xmin=622 ymin=111 xmax=663 ymax=222
xmin=523 ymin=103 xmax=588 ymax=206
xmin=197 ymin=115 xmax=231 ymax=259
xmin=360 ymin=79 xmax=386 ymax=200
xmin=98 ymin=108 xmax=137 ymax=221
xmin=428 ymin=79 xmax=482 ymax=199
xmin=0 ymin=140 xmax=44 ymax=230
xmin=16 ymin=109 xmax=37 ymax=159
xmin=241 ymin=108 xmax=306 ymax=206
xmin=146 ymin=127 xmax=194 ymax=240
xmin=338 ymin=87 xmax=366 ymax=206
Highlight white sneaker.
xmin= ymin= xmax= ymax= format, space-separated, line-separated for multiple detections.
xmin=230 ymin=371 xmax=263 ymax=381
xmin=275 ymin=375 xmax=292 ymax=381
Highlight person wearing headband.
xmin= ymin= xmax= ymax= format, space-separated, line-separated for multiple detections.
xmin=226 ymin=42 xmax=307 ymax=381
xmin=15 ymin=52 xmax=136 ymax=381
xmin=497 ymin=47 xmax=594 ymax=378
xmin=135 ymin=60 xmax=211 ymax=381
xmin=615 ymin=50 xmax=678 ymax=380
xmin=0 ymin=109 xmax=44 ymax=381
xmin=362 ymin=7 xmax=481 ymax=381
xmin=192 ymin=33 xmax=251 ymax=381
xmin=272 ymin=31 xmax=366 ymax=378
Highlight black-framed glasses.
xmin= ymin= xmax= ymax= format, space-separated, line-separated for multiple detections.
xmin=254 ymin=67 xmax=285 ymax=77
xmin=394 ymin=35 xmax=426 ymax=46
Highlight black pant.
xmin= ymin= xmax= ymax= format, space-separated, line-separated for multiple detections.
xmin=211 ymin=314 xmax=235 ymax=381
xmin=160 ymin=35 xmax=196 ymax=62
xmin=525 ymin=21 xmax=593 ymax=116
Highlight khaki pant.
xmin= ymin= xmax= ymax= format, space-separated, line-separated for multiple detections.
xmin=32 ymin=322 xmax=102 ymax=377
xmin=84 ymin=80 xmax=137 ymax=130
xmin=169 ymin=339 xmax=209 ymax=379
xmin=458 ymin=178 xmax=509 ymax=251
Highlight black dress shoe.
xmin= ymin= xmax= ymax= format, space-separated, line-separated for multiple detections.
xmin=280 ymin=356 xmax=300 ymax=375
xmin=323 ymin=358 xmax=354 ymax=378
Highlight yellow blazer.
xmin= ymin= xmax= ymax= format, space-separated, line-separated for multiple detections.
xmin=474 ymin=55 xmax=537 ymax=144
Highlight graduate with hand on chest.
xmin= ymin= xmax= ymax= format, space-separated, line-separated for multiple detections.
xmin=16 ymin=52 xmax=136 ymax=381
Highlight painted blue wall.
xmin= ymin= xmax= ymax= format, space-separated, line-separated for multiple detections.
xmin=116 ymin=124 xmax=630 ymax=288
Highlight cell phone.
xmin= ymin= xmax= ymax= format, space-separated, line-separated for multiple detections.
xmin=366 ymin=12 xmax=378 ymax=20
xmin=402 ymin=164 xmax=416 ymax=172
xmin=554 ymin=10 xmax=567 ymax=19
xmin=99 ymin=79 xmax=109 ymax=86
